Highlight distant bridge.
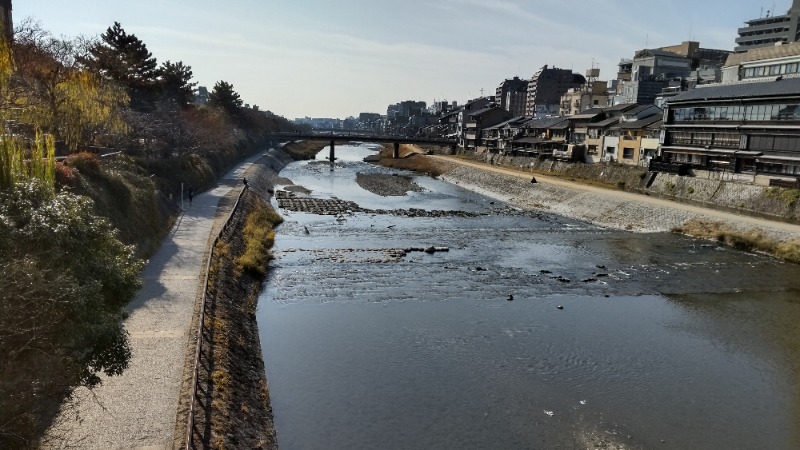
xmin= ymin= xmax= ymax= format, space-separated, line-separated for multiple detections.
xmin=267 ymin=132 xmax=457 ymax=160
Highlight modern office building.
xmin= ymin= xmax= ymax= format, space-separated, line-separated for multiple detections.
xmin=736 ymin=0 xmax=800 ymax=52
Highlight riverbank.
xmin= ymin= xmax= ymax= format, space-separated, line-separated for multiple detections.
xmin=179 ymin=141 xmax=325 ymax=448
xmin=427 ymin=155 xmax=800 ymax=262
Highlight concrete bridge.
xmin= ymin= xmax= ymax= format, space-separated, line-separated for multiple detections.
xmin=267 ymin=132 xmax=457 ymax=161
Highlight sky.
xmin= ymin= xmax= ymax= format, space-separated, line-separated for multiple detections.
xmin=14 ymin=0 xmax=786 ymax=120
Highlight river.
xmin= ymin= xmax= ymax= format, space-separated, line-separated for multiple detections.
xmin=257 ymin=144 xmax=800 ymax=449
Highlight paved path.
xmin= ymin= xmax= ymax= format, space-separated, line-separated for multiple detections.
xmin=434 ymin=155 xmax=800 ymax=238
xmin=44 ymin=153 xmax=264 ymax=450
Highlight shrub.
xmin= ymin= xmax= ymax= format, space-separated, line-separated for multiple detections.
xmin=54 ymin=162 xmax=77 ymax=188
xmin=0 ymin=180 xmax=142 ymax=447
xmin=687 ymin=186 xmax=695 ymax=195
xmin=64 ymin=151 xmax=101 ymax=174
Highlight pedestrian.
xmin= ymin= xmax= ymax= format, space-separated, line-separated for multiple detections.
xmin=243 ymin=177 xmax=248 ymax=187
xmin=188 ymin=187 xmax=194 ymax=205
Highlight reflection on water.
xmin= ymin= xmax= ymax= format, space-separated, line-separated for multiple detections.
xmin=258 ymin=145 xmax=800 ymax=449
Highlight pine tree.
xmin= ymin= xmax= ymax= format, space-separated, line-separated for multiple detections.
xmin=208 ymin=80 xmax=243 ymax=115
xmin=158 ymin=60 xmax=196 ymax=107
xmin=80 ymin=22 xmax=158 ymax=109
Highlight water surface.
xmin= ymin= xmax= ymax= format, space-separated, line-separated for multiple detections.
xmin=258 ymin=144 xmax=800 ymax=449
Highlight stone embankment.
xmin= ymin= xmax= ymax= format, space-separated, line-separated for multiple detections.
xmin=472 ymin=152 xmax=800 ymax=223
xmin=430 ymin=155 xmax=800 ymax=244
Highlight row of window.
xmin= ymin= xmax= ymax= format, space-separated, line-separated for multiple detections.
xmin=672 ymin=104 xmax=800 ymax=122
xmin=668 ymin=132 xmax=800 ymax=152
xmin=669 ymin=132 xmax=741 ymax=149
xmin=668 ymin=152 xmax=800 ymax=174
xmin=743 ymin=62 xmax=799 ymax=79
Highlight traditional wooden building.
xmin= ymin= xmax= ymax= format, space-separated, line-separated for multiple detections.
xmin=661 ymin=78 xmax=800 ymax=178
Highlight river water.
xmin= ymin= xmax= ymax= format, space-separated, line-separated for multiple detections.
xmin=257 ymin=144 xmax=800 ymax=449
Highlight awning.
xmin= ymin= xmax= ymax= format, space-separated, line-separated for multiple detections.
xmin=757 ymin=154 xmax=800 ymax=163
xmin=660 ymin=146 xmax=761 ymax=157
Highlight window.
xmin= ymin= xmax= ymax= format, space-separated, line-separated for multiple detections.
xmin=788 ymin=63 xmax=798 ymax=74
xmin=755 ymin=66 xmax=766 ymax=76
xmin=770 ymin=65 xmax=781 ymax=75
xmin=744 ymin=68 xmax=755 ymax=78
xmin=772 ymin=136 xmax=800 ymax=152
xmin=671 ymin=131 xmax=693 ymax=145
xmin=714 ymin=133 xmax=740 ymax=148
xmin=623 ymin=148 xmax=634 ymax=159
xmin=693 ymin=132 xmax=713 ymax=146
xmin=749 ymin=135 xmax=775 ymax=151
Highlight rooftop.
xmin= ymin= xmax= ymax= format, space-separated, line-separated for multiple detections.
xmin=667 ymin=78 xmax=800 ymax=103
xmin=617 ymin=115 xmax=663 ymax=130
xmin=725 ymin=42 xmax=800 ymax=66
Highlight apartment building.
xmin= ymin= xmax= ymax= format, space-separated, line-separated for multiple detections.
xmin=496 ymin=76 xmax=528 ymax=117
xmin=525 ymin=65 xmax=585 ymax=117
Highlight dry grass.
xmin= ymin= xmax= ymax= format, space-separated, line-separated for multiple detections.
xmin=765 ymin=186 xmax=800 ymax=207
xmin=237 ymin=202 xmax=283 ymax=277
xmin=375 ymin=144 xmax=444 ymax=177
xmin=672 ymin=219 xmax=800 ymax=263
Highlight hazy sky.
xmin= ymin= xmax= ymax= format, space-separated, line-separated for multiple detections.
xmin=15 ymin=1 xmax=782 ymax=119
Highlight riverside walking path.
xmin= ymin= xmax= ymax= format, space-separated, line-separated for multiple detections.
xmin=433 ymin=155 xmax=800 ymax=240
xmin=44 ymin=152 xmax=265 ymax=450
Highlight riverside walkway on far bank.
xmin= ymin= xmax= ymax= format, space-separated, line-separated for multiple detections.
xmin=43 ymin=152 xmax=265 ymax=450
xmin=432 ymin=155 xmax=800 ymax=241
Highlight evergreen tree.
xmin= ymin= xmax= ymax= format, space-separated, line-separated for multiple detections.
xmin=80 ymin=22 xmax=158 ymax=109
xmin=158 ymin=60 xmax=196 ymax=107
xmin=208 ymin=80 xmax=243 ymax=115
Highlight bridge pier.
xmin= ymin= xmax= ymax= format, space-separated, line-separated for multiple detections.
xmin=329 ymin=140 xmax=335 ymax=163
xmin=393 ymin=142 xmax=400 ymax=159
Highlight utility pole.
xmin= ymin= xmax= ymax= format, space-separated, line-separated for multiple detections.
xmin=0 ymin=0 xmax=11 ymax=42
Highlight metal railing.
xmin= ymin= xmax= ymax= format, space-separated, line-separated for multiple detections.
xmin=184 ymin=185 xmax=248 ymax=449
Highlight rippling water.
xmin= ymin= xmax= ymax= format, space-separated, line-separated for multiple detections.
xmin=257 ymin=145 xmax=800 ymax=449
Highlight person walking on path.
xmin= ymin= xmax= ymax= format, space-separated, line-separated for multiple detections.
xmin=188 ymin=187 xmax=194 ymax=205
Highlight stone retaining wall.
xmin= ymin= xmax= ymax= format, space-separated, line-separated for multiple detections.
xmin=456 ymin=151 xmax=800 ymax=223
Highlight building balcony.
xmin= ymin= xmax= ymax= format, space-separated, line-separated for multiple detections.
xmin=738 ymin=21 xmax=790 ymax=35
xmin=736 ymin=34 xmax=786 ymax=45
